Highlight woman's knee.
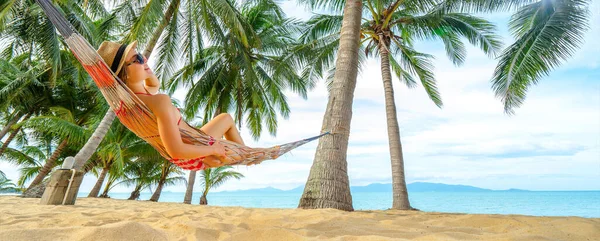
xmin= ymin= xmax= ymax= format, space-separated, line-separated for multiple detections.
xmin=217 ymin=113 xmax=234 ymax=124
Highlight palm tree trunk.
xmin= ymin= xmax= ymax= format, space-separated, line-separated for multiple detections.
xmin=83 ymin=158 xmax=100 ymax=174
xmin=183 ymin=171 xmax=196 ymax=204
xmin=99 ymin=177 xmax=112 ymax=198
xmin=149 ymin=179 xmax=165 ymax=202
xmin=26 ymin=139 xmax=69 ymax=189
xmin=378 ymin=41 xmax=412 ymax=210
xmin=0 ymin=112 xmax=31 ymax=156
xmin=128 ymin=186 xmax=142 ymax=200
xmin=73 ymin=110 xmax=116 ymax=170
xmin=0 ymin=129 xmax=19 ymax=156
xmin=298 ymin=0 xmax=362 ymax=211
xmin=183 ymin=111 xmax=220 ymax=204
xmin=142 ymin=0 xmax=181 ymax=58
xmin=0 ymin=112 xmax=22 ymax=140
xmin=88 ymin=168 xmax=109 ymax=197
xmin=199 ymin=193 xmax=207 ymax=205
xmin=150 ymin=161 xmax=169 ymax=202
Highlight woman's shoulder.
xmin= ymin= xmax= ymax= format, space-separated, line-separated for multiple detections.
xmin=140 ymin=93 xmax=172 ymax=109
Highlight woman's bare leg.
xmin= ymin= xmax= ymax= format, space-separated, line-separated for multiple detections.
xmin=200 ymin=113 xmax=245 ymax=145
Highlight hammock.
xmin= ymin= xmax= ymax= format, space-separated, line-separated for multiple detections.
xmin=35 ymin=0 xmax=328 ymax=171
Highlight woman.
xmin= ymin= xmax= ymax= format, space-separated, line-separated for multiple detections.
xmin=97 ymin=40 xmax=246 ymax=168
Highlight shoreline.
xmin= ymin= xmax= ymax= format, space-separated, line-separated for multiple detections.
xmin=1 ymin=196 xmax=599 ymax=240
xmin=2 ymin=192 xmax=598 ymax=218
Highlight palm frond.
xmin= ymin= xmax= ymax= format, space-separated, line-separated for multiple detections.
xmin=432 ymin=0 xmax=537 ymax=13
xmin=389 ymin=54 xmax=418 ymax=88
xmin=491 ymin=0 xmax=589 ymax=114
xmin=396 ymin=44 xmax=442 ymax=107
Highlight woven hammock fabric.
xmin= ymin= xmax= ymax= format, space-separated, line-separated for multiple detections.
xmin=35 ymin=0 xmax=328 ymax=170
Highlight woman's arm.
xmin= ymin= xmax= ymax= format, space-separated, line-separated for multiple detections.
xmin=146 ymin=94 xmax=219 ymax=159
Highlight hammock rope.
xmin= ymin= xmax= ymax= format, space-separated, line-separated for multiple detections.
xmin=35 ymin=0 xmax=328 ymax=170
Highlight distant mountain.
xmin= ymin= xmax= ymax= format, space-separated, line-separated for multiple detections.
xmin=351 ymin=183 xmax=392 ymax=192
xmin=213 ymin=182 xmax=531 ymax=194
xmin=407 ymin=182 xmax=490 ymax=192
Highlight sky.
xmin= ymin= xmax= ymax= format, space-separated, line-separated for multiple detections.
xmin=1 ymin=0 xmax=599 ymax=193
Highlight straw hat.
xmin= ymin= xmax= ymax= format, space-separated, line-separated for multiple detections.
xmin=97 ymin=40 xmax=138 ymax=74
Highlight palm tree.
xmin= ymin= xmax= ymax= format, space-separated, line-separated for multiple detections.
xmin=169 ymin=0 xmax=312 ymax=204
xmin=434 ymin=0 xmax=591 ymax=114
xmin=198 ymin=166 xmax=243 ymax=205
xmin=301 ymin=0 xmax=502 ymax=210
xmin=0 ymin=0 xmax=111 ymax=164
xmin=372 ymin=5 xmax=500 ymax=210
xmin=0 ymin=56 xmax=52 ymax=156
xmin=97 ymin=131 xmax=162 ymax=198
xmin=296 ymin=0 xmax=362 ymax=211
xmin=148 ymin=160 xmax=186 ymax=202
xmin=3 ymin=44 xmax=108 ymax=190
xmin=120 ymin=156 xmax=163 ymax=200
xmin=167 ymin=0 xmax=311 ymax=138
xmin=97 ymin=165 xmax=123 ymax=198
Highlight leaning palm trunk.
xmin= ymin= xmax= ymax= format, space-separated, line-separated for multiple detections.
xmin=150 ymin=180 xmax=165 ymax=202
xmin=0 ymin=112 xmax=31 ymax=156
xmin=27 ymin=139 xmax=69 ymax=189
xmin=83 ymin=158 xmax=100 ymax=174
xmin=99 ymin=177 xmax=114 ymax=198
xmin=0 ymin=129 xmax=19 ymax=156
xmin=150 ymin=160 xmax=169 ymax=202
xmin=142 ymin=0 xmax=180 ymax=58
xmin=128 ymin=186 xmax=142 ymax=200
xmin=378 ymin=41 xmax=411 ymax=210
xmin=298 ymin=0 xmax=362 ymax=211
xmin=88 ymin=167 xmax=109 ymax=197
xmin=199 ymin=182 xmax=210 ymax=205
xmin=73 ymin=111 xmax=116 ymax=170
xmin=0 ymin=112 xmax=22 ymax=140
xmin=183 ymin=171 xmax=196 ymax=204
xmin=199 ymin=193 xmax=208 ymax=205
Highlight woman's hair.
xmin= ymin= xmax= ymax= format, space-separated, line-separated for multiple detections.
xmin=117 ymin=65 xmax=128 ymax=82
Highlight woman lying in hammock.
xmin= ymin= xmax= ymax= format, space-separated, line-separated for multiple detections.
xmin=97 ymin=40 xmax=249 ymax=168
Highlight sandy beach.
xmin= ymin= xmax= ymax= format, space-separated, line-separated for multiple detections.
xmin=0 ymin=196 xmax=598 ymax=241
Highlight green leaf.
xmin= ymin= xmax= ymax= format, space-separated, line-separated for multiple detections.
xmin=492 ymin=0 xmax=590 ymax=114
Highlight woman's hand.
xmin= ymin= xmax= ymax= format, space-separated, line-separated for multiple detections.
xmin=144 ymin=71 xmax=160 ymax=94
xmin=201 ymin=141 xmax=227 ymax=167
xmin=210 ymin=140 xmax=227 ymax=158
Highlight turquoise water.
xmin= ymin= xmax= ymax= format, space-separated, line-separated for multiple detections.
xmin=78 ymin=191 xmax=600 ymax=218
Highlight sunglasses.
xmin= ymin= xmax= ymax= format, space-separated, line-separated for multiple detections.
xmin=126 ymin=53 xmax=146 ymax=66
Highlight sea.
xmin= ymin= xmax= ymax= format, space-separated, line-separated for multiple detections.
xmin=76 ymin=191 xmax=600 ymax=218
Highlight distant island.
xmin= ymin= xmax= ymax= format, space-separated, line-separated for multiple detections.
xmin=213 ymin=182 xmax=532 ymax=194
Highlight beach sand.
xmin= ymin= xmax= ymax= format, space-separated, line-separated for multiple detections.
xmin=0 ymin=196 xmax=598 ymax=241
